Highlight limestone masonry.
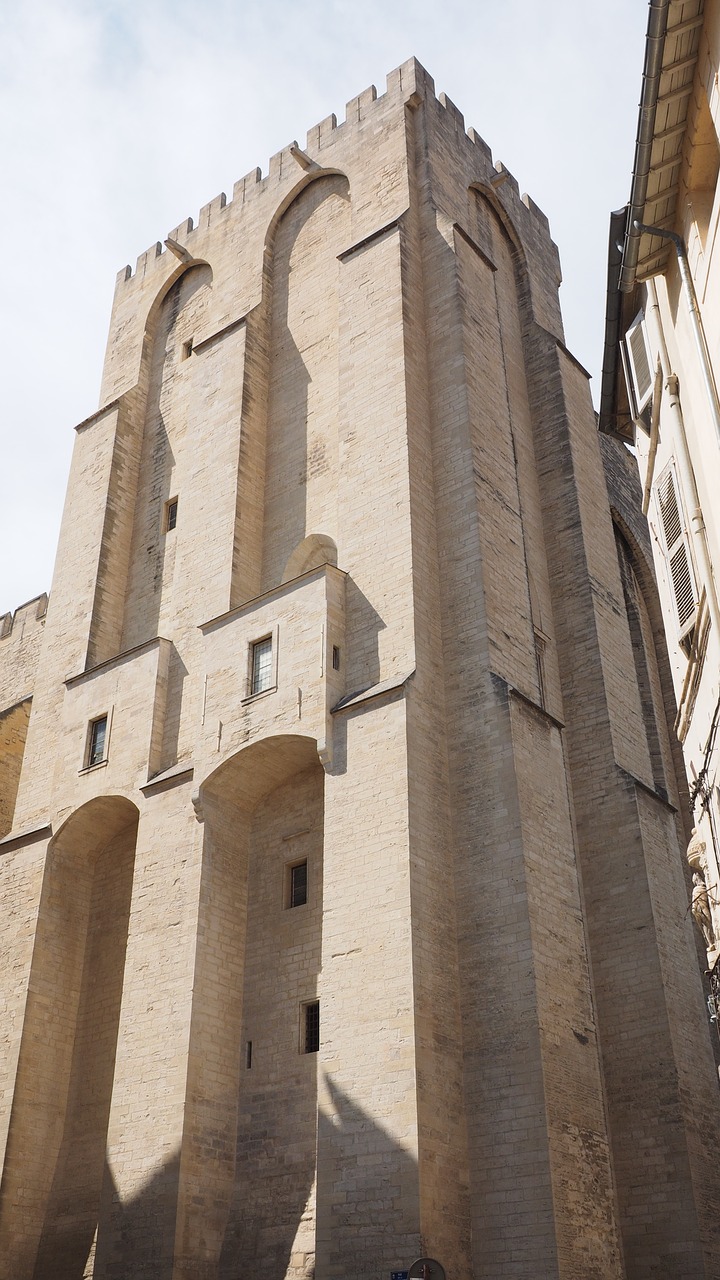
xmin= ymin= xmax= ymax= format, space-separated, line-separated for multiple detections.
xmin=1 ymin=57 xmax=719 ymax=1280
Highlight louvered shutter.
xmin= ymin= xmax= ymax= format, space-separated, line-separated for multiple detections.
xmin=624 ymin=312 xmax=654 ymax=414
xmin=656 ymin=464 xmax=697 ymax=636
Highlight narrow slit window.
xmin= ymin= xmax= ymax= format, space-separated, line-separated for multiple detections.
xmin=165 ymin=497 xmax=178 ymax=532
xmin=332 ymin=645 xmax=341 ymax=671
xmin=303 ymin=1001 xmax=319 ymax=1054
xmin=182 ymin=337 xmax=193 ymax=360
xmin=289 ymin=860 xmax=308 ymax=909
xmin=245 ymin=1040 xmax=253 ymax=1069
xmin=250 ymin=636 xmax=273 ymax=695
xmin=87 ymin=715 xmax=108 ymax=768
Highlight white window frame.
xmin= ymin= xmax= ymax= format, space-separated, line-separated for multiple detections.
xmin=623 ymin=311 xmax=654 ymax=416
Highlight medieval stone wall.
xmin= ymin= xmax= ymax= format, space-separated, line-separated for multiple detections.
xmin=1 ymin=58 xmax=719 ymax=1280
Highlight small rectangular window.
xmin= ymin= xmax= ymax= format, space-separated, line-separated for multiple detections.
xmin=182 ymin=338 xmax=193 ymax=360
xmin=303 ymin=1001 xmax=319 ymax=1054
xmin=288 ymin=860 xmax=308 ymax=909
xmin=87 ymin=715 xmax=108 ymax=768
xmin=250 ymin=636 xmax=273 ymax=695
xmin=165 ymin=498 xmax=178 ymax=532
xmin=245 ymin=1040 xmax=253 ymax=1069
xmin=332 ymin=645 xmax=341 ymax=671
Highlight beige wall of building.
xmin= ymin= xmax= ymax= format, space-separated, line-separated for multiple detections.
xmin=2 ymin=55 xmax=720 ymax=1279
xmin=601 ymin=0 xmax=720 ymax=1007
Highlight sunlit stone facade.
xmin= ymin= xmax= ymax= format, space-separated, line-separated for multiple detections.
xmin=2 ymin=57 xmax=719 ymax=1280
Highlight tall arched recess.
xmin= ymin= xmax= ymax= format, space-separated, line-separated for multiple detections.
xmin=121 ymin=263 xmax=214 ymax=652
xmin=456 ymin=186 xmax=556 ymax=704
xmin=0 ymin=796 xmax=138 ymax=1280
xmin=260 ymin=174 xmax=350 ymax=592
xmin=613 ymin=519 xmax=682 ymax=806
xmin=175 ymin=735 xmax=325 ymax=1280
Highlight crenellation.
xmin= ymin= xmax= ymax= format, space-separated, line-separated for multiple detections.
xmin=345 ymin=83 xmax=378 ymax=126
xmin=521 ymin=191 xmax=551 ymax=232
xmin=166 ymin=215 xmax=194 ymax=244
xmin=0 ymin=594 xmax=48 ymax=644
xmin=268 ymin=141 xmax=298 ymax=181
xmin=0 ymin=593 xmax=47 ymax=743
xmin=110 ymin=58 xmax=552 ymax=301
xmin=490 ymin=161 xmax=520 ymax=201
xmin=466 ymin=126 xmax=493 ymax=165
xmin=391 ymin=56 xmax=435 ymax=100
xmin=197 ymin=191 xmax=228 ymax=229
xmin=306 ymin=112 xmax=338 ymax=153
xmin=135 ymin=239 xmax=164 ymax=278
xmin=232 ymin=166 xmax=263 ymax=205
xmin=438 ymin=91 xmax=465 ymax=132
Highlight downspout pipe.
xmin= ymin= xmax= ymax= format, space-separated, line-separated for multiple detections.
xmin=635 ymin=220 xmax=720 ymax=450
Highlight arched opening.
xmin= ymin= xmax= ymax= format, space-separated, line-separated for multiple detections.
xmin=613 ymin=520 xmax=680 ymax=806
xmin=122 ymin=263 xmax=214 ymax=651
xmin=0 ymin=796 xmax=139 ymax=1280
xmin=281 ymin=533 xmax=338 ymax=583
xmin=261 ymin=175 xmax=350 ymax=591
xmin=456 ymin=186 xmax=545 ymax=698
xmin=180 ymin=736 xmax=324 ymax=1279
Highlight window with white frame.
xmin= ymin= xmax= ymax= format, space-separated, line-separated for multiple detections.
xmin=622 ymin=311 xmax=654 ymax=418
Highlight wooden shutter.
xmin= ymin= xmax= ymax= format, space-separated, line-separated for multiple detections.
xmin=656 ymin=464 xmax=697 ymax=635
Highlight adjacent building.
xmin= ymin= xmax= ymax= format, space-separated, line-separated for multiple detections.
xmin=600 ymin=0 xmax=720 ymax=999
xmin=2 ymin=56 xmax=720 ymax=1280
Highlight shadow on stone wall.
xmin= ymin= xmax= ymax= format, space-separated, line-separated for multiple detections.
xmin=62 ymin=1071 xmax=424 ymax=1280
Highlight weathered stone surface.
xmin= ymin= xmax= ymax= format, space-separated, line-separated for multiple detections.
xmin=1 ymin=57 xmax=719 ymax=1280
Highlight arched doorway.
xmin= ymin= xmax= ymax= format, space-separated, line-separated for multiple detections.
xmin=178 ymin=736 xmax=324 ymax=1280
xmin=1 ymin=796 xmax=138 ymax=1280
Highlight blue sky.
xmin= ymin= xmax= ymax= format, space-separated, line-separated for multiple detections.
xmin=1 ymin=0 xmax=649 ymax=612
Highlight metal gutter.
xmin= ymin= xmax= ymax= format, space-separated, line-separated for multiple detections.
xmin=619 ymin=0 xmax=672 ymax=293
xmin=598 ymin=0 xmax=670 ymax=434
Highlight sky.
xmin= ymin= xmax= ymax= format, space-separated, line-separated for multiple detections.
xmin=0 ymin=0 xmax=649 ymax=614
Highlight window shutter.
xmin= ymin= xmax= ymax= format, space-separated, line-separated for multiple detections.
xmin=656 ymin=464 xmax=697 ymax=636
xmin=624 ymin=312 xmax=654 ymax=414
xmin=669 ymin=544 xmax=696 ymax=628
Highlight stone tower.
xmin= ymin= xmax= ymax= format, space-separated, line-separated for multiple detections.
xmin=1 ymin=58 xmax=719 ymax=1280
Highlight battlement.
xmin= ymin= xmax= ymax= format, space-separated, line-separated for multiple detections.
xmin=0 ymin=594 xmax=47 ymax=714
xmin=0 ymin=594 xmax=48 ymax=642
xmin=115 ymin=57 xmax=551 ymax=289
